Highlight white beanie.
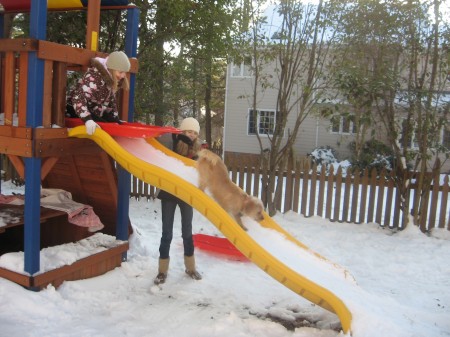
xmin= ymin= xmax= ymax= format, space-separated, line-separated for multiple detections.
xmin=180 ymin=117 xmax=200 ymax=134
xmin=106 ymin=51 xmax=131 ymax=72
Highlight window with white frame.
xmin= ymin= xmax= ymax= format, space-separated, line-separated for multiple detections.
xmin=441 ymin=127 xmax=450 ymax=149
xmin=398 ymin=118 xmax=419 ymax=149
xmin=399 ymin=121 xmax=450 ymax=150
xmin=231 ymin=56 xmax=252 ymax=77
xmin=248 ymin=109 xmax=277 ymax=136
xmin=330 ymin=115 xmax=356 ymax=134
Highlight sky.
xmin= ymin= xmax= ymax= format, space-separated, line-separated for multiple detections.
xmin=0 ymin=137 xmax=449 ymax=337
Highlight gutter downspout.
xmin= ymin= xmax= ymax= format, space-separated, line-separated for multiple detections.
xmin=222 ymin=63 xmax=230 ymax=159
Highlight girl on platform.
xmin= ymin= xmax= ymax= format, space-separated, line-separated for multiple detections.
xmin=66 ymin=51 xmax=130 ymax=135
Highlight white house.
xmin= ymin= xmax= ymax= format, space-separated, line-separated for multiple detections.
xmin=223 ymin=58 xmax=369 ymax=163
xmin=223 ymin=57 xmax=450 ymax=172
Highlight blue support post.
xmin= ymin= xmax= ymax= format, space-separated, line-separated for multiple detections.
xmin=24 ymin=158 xmax=42 ymax=275
xmin=24 ymin=0 xmax=47 ymax=276
xmin=115 ymin=7 xmax=140 ymax=260
xmin=125 ymin=7 xmax=139 ymax=121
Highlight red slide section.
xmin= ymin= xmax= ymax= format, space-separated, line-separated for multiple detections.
xmin=65 ymin=118 xmax=180 ymax=138
xmin=193 ymin=234 xmax=249 ymax=262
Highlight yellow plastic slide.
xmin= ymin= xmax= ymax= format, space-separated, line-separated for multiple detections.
xmin=68 ymin=126 xmax=352 ymax=334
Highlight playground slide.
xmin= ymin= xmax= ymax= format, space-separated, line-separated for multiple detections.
xmin=68 ymin=126 xmax=353 ymax=334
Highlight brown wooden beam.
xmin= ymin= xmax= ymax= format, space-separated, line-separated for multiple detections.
xmin=0 ymin=136 xmax=32 ymax=157
xmin=32 ymin=242 xmax=129 ymax=289
xmin=0 ymin=125 xmax=32 ymax=138
xmin=37 ymin=41 xmax=138 ymax=73
xmin=17 ymin=52 xmax=29 ymax=127
xmin=42 ymin=60 xmax=54 ymax=127
xmin=86 ymin=0 xmax=101 ymax=51
xmin=33 ymin=127 xmax=67 ymax=140
xmin=41 ymin=157 xmax=59 ymax=181
xmin=0 ymin=267 xmax=31 ymax=287
xmin=38 ymin=41 xmax=103 ymax=66
xmin=34 ymin=137 xmax=103 ymax=158
xmin=7 ymin=155 xmax=24 ymax=179
xmin=4 ymin=51 xmax=15 ymax=125
xmin=52 ymin=62 xmax=68 ymax=127
xmin=0 ymin=39 xmax=38 ymax=52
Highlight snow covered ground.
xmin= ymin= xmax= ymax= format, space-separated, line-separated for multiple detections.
xmin=0 ymin=179 xmax=449 ymax=337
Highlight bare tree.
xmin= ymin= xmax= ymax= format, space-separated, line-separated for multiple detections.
xmin=241 ymin=0 xmax=342 ymax=215
xmin=343 ymin=0 xmax=450 ymax=230
xmin=391 ymin=0 xmax=449 ymax=230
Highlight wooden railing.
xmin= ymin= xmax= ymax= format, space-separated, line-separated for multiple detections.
xmin=0 ymin=39 xmax=137 ymax=131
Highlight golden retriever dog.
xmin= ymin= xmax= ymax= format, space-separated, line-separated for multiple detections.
xmin=196 ymin=149 xmax=264 ymax=230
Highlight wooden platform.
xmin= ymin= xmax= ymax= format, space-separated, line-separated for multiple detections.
xmin=0 ymin=138 xmax=132 ymax=289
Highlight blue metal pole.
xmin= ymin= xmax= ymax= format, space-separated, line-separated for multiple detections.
xmin=24 ymin=0 xmax=47 ymax=276
xmin=115 ymin=7 xmax=140 ymax=257
xmin=125 ymin=7 xmax=139 ymax=121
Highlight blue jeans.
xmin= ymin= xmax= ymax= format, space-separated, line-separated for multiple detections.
xmin=159 ymin=197 xmax=194 ymax=259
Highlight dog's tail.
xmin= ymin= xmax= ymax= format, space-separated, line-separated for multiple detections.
xmin=197 ymin=149 xmax=221 ymax=166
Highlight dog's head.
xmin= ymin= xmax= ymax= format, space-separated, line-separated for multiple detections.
xmin=243 ymin=196 xmax=265 ymax=222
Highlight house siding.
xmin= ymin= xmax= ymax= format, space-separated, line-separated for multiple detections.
xmin=224 ymin=63 xmax=450 ymax=172
xmin=224 ymin=63 xmax=358 ymax=161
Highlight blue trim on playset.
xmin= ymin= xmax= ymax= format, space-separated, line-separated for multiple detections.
xmin=116 ymin=169 xmax=130 ymax=242
xmin=24 ymin=158 xmax=42 ymax=275
xmin=23 ymin=0 xmax=48 ymax=276
xmin=115 ymin=7 xmax=140 ymax=259
xmin=125 ymin=7 xmax=139 ymax=120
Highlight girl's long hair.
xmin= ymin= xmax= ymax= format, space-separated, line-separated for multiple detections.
xmin=110 ymin=69 xmax=130 ymax=92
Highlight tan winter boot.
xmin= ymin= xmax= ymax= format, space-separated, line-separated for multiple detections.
xmin=154 ymin=258 xmax=170 ymax=285
xmin=184 ymin=255 xmax=202 ymax=280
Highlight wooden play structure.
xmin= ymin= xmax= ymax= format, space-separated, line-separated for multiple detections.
xmin=0 ymin=0 xmax=139 ymax=289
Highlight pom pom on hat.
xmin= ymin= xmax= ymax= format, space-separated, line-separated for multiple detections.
xmin=180 ymin=117 xmax=200 ymax=134
xmin=106 ymin=51 xmax=131 ymax=72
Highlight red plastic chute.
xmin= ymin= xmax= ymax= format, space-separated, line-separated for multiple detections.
xmin=193 ymin=234 xmax=249 ymax=262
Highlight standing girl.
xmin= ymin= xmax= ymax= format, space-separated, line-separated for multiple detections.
xmin=155 ymin=117 xmax=203 ymax=284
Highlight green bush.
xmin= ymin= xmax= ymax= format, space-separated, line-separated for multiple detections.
xmin=349 ymin=139 xmax=394 ymax=173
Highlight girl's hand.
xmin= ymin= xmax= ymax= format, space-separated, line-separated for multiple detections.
xmin=85 ymin=120 xmax=101 ymax=135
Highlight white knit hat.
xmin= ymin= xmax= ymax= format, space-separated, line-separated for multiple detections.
xmin=180 ymin=117 xmax=200 ymax=133
xmin=106 ymin=51 xmax=131 ymax=72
